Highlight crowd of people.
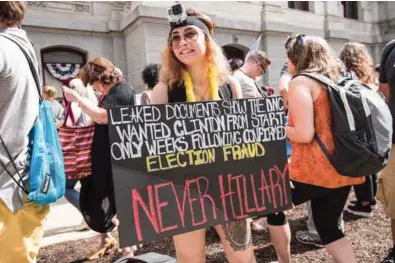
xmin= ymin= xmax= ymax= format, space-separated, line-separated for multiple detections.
xmin=1 ymin=2 xmax=395 ymax=263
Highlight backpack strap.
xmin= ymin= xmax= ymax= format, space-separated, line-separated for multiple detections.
xmin=293 ymin=72 xmax=337 ymax=89
xmin=292 ymin=72 xmax=337 ymax=162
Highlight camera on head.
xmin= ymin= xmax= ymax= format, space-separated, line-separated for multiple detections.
xmin=167 ymin=3 xmax=187 ymax=26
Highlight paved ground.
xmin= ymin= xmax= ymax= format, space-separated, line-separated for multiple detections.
xmin=41 ymin=194 xmax=98 ymax=247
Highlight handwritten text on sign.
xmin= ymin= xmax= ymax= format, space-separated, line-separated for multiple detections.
xmin=109 ymin=97 xmax=291 ymax=247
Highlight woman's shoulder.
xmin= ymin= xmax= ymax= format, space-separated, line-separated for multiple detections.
xmin=288 ymin=75 xmax=322 ymax=100
xmin=140 ymin=90 xmax=152 ymax=105
xmin=151 ymin=81 xmax=170 ymax=104
xmin=156 ymin=81 xmax=169 ymax=90
xmin=141 ymin=89 xmax=152 ymax=96
xmin=290 ymin=74 xmax=326 ymax=90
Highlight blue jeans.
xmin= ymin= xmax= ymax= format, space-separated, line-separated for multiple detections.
xmin=284 ymin=115 xmax=292 ymax=157
xmin=65 ymin=179 xmax=80 ymax=211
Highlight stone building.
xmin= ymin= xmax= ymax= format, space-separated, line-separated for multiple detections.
xmin=23 ymin=1 xmax=395 ymax=95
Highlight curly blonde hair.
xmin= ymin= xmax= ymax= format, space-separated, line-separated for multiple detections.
xmin=287 ymin=35 xmax=341 ymax=81
xmin=159 ymin=8 xmax=229 ymax=88
xmin=340 ymin=42 xmax=374 ymax=85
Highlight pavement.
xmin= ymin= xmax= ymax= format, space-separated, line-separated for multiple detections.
xmin=41 ymin=186 xmax=98 ymax=247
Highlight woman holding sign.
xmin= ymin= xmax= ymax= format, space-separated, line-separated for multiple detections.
xmin=148 ymin=4 xmax=256 ymax=263
xmin=63 ymin=57 xmax=135 ymax=260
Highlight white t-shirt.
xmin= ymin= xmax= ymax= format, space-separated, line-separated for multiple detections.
xmin=233 ymin=70 xmax=262 ymax=99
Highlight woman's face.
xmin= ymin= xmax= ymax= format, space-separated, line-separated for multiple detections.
xmin=287 ymin=57 xmax=296 ymax=76
xmin=170 ymin=25 xmax=207 ymax=65
xmin=92 ymin=81 xmax=109 ymax=95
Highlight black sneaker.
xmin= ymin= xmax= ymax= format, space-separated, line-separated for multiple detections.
xmin=350 ymin=199 xmax=377 ymax=207
xmin=345 ymin=203 xmax=372 ymax=217
xmin=381 ymin=248 xmax=394 ymax=263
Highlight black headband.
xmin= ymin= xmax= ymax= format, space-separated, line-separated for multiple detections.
xmin=170 ymin=17 xmax=210 ymax=35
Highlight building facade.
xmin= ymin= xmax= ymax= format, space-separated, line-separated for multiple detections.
xmin=23 ymin=1 xmax=395 ymax=95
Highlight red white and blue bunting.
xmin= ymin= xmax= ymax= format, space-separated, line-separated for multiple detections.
xmin=45 ymin=63 xmax=81 ymax=85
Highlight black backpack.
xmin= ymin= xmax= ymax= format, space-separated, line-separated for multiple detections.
xmin=295 ymin=72 xmax=393 ymax=177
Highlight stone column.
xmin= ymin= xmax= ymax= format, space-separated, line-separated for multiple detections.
xmin=324 ymin=1 xmax=347 ymax=55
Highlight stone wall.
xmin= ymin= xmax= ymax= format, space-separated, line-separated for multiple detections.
xmin=23 ymin=1 xmax=393 ymax=93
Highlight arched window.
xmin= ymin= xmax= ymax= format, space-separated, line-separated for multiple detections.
xmin=41 ymin=46 xmax=87 ymax=98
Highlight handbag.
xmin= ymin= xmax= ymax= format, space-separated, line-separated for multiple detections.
xmin=58 ymin=101 xmax=95 ymax=180
xmin=0 ymin=35 xmax=65 ymax=205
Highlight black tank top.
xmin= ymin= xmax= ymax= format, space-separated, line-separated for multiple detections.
xmin=168 ymin=82 xmax=233 ymax=103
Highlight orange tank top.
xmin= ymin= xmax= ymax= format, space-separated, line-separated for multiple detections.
xmin=288 ymin=88 xmax=364 ymax=188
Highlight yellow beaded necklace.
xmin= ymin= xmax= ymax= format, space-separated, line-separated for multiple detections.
xmin=182 ymin=65 xmax=219 ymax=102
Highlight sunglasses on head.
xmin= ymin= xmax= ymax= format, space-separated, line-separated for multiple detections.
xmin=296 ymin=33 xmax=306 ymax=45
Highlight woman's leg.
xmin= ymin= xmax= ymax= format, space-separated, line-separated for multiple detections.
xmin=214 ymin=219 xmax=256 ymax=263
xmin=87 ymin=232 xmax=117 ymax=260
xmin=100 ymin=232 xmax=114 ymax=246
xmin=172 ymin=229 xmax=206 ymax=263
xmin=267 ymin=213 xmax=291 ymax=263
xmin=65 ymin=179 xmax=80 ymax=210
xmin=311 ymin=186 xmax=357 ymax=263
xmin=325 ymin=237 xmax=357 ymax=263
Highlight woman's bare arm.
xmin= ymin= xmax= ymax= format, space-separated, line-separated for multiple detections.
xmin=286 ymin=76 xmax=315 ymax=143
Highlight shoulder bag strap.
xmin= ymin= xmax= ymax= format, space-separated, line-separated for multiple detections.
xmin=0 ymin=35 xmax=42 ymax=102
xmin=99 ymin=94 xmax=106 ymax=106
xmin=62 ymin=90 xmax=76 ymax=127
xmin=0 ymin=135 xmax=29 ymax=194
xmin=0 ymin=35 xmax=43 ymax=194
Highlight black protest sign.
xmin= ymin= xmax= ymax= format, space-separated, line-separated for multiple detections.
xmin=108 ymin=97 xmax=292 ymax=248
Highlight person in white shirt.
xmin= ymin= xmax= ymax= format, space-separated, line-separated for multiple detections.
xmin=233 ymin=50 xmax=271 ymax=99
xmin=233 ymin=50 xmax=271 ymax=234
xmin=62 ymin=78 xmax=98 ymax=231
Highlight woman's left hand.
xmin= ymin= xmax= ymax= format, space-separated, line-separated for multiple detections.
xmin=63 ymin=86 xmax=80 ymax=103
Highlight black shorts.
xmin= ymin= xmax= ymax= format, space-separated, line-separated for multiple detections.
xmin=268 ymin=181 xmax=351 ymax=245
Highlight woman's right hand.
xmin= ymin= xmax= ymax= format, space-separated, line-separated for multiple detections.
xmin=63 ymin=86 xmax=81 ymax=103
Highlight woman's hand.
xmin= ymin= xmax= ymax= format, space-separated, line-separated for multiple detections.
xmin=63 ymin=86 xmax=81 ymax=103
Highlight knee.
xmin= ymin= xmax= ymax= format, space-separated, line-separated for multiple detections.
xmin=314 ymin=222 xmax=344 ymax=245
xmin=267 ymin=212 xmax=288 ymax=226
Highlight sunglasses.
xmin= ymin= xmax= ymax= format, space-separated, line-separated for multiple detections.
xmin=169 ymin=29 xmax=203 ymax=49
xmin=296 ymin=33 xmax=306 ymax=44
xmin=257 ymin=61 xmax=266 ymax=74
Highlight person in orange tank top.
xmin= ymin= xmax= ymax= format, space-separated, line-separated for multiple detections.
xmin=267 ymin=35 xmax=364 ymax=263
